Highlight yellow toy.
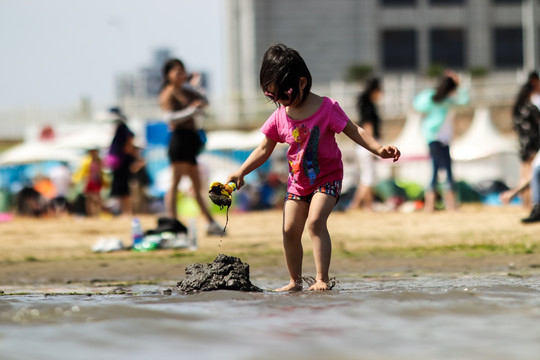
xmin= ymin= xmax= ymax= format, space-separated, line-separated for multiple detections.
xmin=208 ymin=181 xmax=237 ymax=209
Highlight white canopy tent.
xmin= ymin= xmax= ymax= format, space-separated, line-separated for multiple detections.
xmin=53 ymin=122 xmax=117 ymax=151
xmin=0 ymin=119 xmax=147 ymax=166
xmin=0 ymin=120 xmax=119 ymax=166
xmin=0 ymin=141 xmax=80 ymax=165
xmin=451 ymin=108 xmax=517 ymax=160
xmin=451 ymin=107 xmax=519 ymax=186
xmin=389 ymin=111 xmax=429 ymax=161
xmin=374 ymin=111 xmax=431 ymax=186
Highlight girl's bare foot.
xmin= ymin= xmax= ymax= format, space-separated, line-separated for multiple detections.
xmin=275 ymin=280 xmax=303 ymax=292
xmin=308 ymin=280 xmax=329 ymax=291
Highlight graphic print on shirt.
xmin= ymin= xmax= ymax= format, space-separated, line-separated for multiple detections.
xmin=289 ymin=124 xmax=320 ymax=185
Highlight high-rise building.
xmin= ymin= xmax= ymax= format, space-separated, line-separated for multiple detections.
xmin=223 ymin=0 xmax=538 ymax=123
xmin=116 ymin=48 xmax=174 ymax=100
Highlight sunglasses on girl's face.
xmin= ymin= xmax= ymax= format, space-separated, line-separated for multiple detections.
xmin=264 ymin=88 xmax=293 ymax=102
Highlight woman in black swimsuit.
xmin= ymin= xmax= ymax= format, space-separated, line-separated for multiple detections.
xmin=159 ymin=58 xmax=222 ymax=235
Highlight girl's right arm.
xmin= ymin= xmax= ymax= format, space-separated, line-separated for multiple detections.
xmin=343 ymin=120 xmax=400 ymax=162
xmin=228 ymin=136 xmax=277 ymax=189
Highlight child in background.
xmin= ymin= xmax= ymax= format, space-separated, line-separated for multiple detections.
xmin=227 ymin=44 xmax=400 ymax=291
xmin=84 ymin=148 xmax=104 ymax=217
xmin=73 ymin=148 xmax=104 ymax=217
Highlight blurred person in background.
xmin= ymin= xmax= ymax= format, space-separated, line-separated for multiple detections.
xmin=49 ymin=161 xmax=72 ymax=216
xmin=413 ymin=71 xmax=469 ymax=211
xmin=159 ymin=58 xmax=222 ymax=235
xmin=73 ymin=148 xmax=104 ymax=217
xmin=500 ymin=147 xmax=540 ymax=223
xmin=16 ymin=184 xmax=46 ymax=217
xmin=32 ymin=174 xmax=56 ymax=216
xmin=350 ymin=77 xmax=382 ymax=211
xmin=527 ymin=71 xmax=540 ymax=109
xmin=106 ymin=108 xmax=145 ymax=216
xmin=511 ymin=83 xmax=540 ymax=209
xmin=521 ymin=152 xmax=540 ymax=222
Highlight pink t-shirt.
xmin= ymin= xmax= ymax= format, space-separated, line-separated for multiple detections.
xmin=261 ymin=97 xmax=349 ymax=196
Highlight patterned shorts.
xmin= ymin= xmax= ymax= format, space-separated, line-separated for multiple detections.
xmin=284 ymin=180 xmax=342 ymax=203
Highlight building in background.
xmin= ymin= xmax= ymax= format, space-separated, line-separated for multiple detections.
xmin=223 ymin=0 xmax=538 ymax=124
xmin=116 ymin=48 xmax=173 ymax=100
xmin=2 ymin=1 xmax=538 ymax=139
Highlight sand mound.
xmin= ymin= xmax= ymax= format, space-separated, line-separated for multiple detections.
xmin=177 ymin=254 xmax=263 ymax=293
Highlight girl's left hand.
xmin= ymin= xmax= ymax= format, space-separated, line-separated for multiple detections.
xmin=378 ymin=145 xmax=401 ymax=162
xmin=227 ymin=172 xmax=245 ymax=190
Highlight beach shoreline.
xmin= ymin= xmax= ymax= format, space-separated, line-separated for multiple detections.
xmin=1 ymin=205 xmax=539 ymax=293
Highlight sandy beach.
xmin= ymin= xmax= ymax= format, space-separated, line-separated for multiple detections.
xmin=0 ymin=204 xmax=539 ymax=291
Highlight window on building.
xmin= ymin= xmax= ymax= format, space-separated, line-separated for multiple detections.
xmin=493 ymin=0 xmax=540 ymax=4
xmin=381 ymin=29 xmax=418 ymax=70
xmin=493 ymin=27 xmax=523 ymax=68
xmin=492 ymin=0 xmax=522 ymax=4
xmin=380 ymin=0 xmax=416 ymax=6
xmin=430 ymin=28 xmax=465 ymax=68
xmin=429 ymin=0 xmax=465 ymax=5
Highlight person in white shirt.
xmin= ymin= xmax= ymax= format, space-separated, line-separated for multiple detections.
xmin=49 ymin=161 xmax=72 ymax=215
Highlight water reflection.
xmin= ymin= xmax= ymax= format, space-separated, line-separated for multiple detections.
xmin=1 ymin=275 xmax=540 ymax=360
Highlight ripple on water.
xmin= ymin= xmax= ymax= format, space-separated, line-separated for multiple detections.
xmin=1 ymin=275 xmax=540 ymax=360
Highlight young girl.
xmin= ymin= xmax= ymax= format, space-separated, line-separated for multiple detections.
xmin=227 ymin=44 xmax=400 ymax=291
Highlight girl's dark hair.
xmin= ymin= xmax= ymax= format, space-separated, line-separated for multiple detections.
xmin=259 ymin=43 xmax=312 ymax=105
xmin=528 ymin=71 xmax=539 ymax=84
xmin=512 ymin=83 xmax=534 ymax=116
xmin=160 ymin=58 xmax=185 ymax=90
xmin=432 ymin=75 xmax=458 ymax=103
xmin=358 ymin=77 xmax=381 ymax=104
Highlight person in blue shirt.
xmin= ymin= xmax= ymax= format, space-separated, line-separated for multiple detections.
xmin=413 ymin=71 xmax=469 ymax=211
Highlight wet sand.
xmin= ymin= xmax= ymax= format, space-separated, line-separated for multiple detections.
xmin=0 ymin=204 xmax=539 ymax=291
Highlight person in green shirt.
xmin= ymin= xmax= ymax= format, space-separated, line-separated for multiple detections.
xmin=413 ymin=71 xmax=470 ymax=211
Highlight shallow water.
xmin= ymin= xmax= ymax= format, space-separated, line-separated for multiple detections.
xmin=1 ymin=274 xmax=540 ymax=360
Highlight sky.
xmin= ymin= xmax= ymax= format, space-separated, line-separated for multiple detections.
xmin=0 ymin=0 xmax=223 ymax=112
